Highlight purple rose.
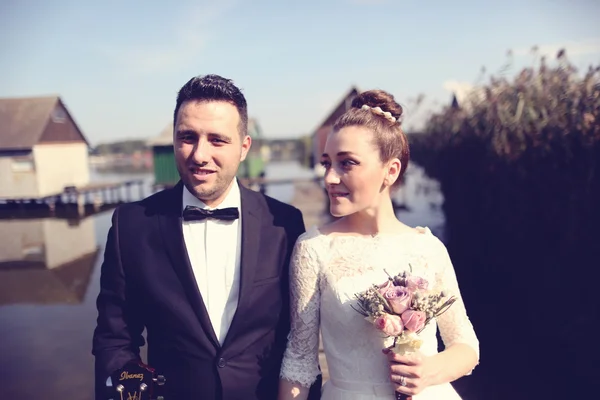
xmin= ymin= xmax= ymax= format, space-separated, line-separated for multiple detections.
xmin=382 ymin=286 xmax=412 ymax=314
xmin=401 ymin=310 xmax=427 ymax=332
xmin=377 ymin=280 xmax=394 ymax=296
xmin=406 ymin=276 xmax=429 ymax=291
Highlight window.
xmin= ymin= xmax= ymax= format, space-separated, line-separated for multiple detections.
xmin=22 ymin=245 xmax=44 ymax=261
xmin=51 ymin=107 xmax=67 ymax=123
xmin=11 ymin=158 xmax=34 ymax=172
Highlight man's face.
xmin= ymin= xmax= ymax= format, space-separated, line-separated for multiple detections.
xmin=174 ymin=100 xmax=251 ymax=207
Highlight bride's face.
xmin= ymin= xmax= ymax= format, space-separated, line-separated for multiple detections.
xmin=321 ymin=126 xmax=389 ymax=217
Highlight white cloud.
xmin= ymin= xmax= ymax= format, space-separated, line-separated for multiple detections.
xmin=100 ymin=41 xmax=208 ymax=75
xmin=442 ymin=80 xmax=486 ymax=111
xmin=513 ymin=38 xmax=600 ymax=58
xmin=99 ymin=0 xmax=237 ymax=75
xmin=443 ymin=80 xmax=474 ymax=99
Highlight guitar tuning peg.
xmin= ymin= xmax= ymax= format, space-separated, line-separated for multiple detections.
xmin=116 ymin=384 xmax=125 ymax=393
xmin=140 ymin=383 xmax=148 ymax=392
xmin=153 ymin=375 xmax=166 ymax=386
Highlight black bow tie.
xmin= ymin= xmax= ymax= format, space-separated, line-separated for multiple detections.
xmin=182 ymin=205 xmax=239 ymax=222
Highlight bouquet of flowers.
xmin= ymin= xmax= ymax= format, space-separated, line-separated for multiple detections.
xmin=351 ymin=266 xmax=456 ymax=399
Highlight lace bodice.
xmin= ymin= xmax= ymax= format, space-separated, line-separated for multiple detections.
xmin=280 ymin=226 xmax=479 ymax=398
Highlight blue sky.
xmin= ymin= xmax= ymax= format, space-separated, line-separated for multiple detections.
xmin=1 ymin=0 xmax=599 ymax=145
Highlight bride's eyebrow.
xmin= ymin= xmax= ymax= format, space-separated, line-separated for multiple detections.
xmin=336 ymin=151 xmax=357 ymax=157
xmin=321 ymin=151 xmax=359 ymax=159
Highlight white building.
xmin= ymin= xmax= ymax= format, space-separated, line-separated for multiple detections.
xmin=0 ymin=96 xmax=90 ymax=198
xmin=0 ymin=217 xmax=98 ymax=305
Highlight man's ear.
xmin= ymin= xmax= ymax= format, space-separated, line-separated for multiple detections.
xmin=240 ymin=135 xmax=252 ymax=161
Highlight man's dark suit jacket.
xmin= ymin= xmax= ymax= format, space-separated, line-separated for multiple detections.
xmin=92 ymin=180 xmax=322 ymax=399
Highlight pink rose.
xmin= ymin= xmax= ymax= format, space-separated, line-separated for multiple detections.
xmin=406 ymin=276 xmax=429 ymax=291
xmin=381 ymin=286 xmax=412 ymax=314
xmin=401 ymin=310 xmax=427 ymax=332
xmin=377 ymin=280 xmax=394 ymax=296
xmin=374 ymin=314 xmax=404 ymax=336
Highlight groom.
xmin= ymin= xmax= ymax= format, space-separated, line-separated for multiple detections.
xmin=92 ymin=74 xmax=321 ymax=399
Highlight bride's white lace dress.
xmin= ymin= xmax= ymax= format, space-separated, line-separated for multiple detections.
xmin=280 ymin=226 xmax=479 ymax=399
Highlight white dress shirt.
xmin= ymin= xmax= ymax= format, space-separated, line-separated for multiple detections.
xmin=181 ymin=181 xmax=242 ymax=345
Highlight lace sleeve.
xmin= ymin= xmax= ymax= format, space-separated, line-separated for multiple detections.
xmin=280 ymin=236 xmax=321 ymax=387
xmin=431 ymin=239 xmax=480 ymax=371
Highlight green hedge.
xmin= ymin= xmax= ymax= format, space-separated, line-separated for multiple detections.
xmin=412 ymin=50 xmax=599 ymax=250
xmin=409 ymin=51 xmax=599 ymax=398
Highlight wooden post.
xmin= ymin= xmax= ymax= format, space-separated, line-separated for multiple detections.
xmin=77 ymin=193 xmax=85 ymax=217
xmin=48 ymin=196 xmax=56 ymax=216
xmin=93 ymin=190 xmax=101 ymax=211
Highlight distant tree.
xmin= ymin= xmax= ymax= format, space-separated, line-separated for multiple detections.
xmin=93 ymin=140 xmax=149 ymax=155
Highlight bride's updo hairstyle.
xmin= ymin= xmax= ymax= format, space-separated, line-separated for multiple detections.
xmin=333 ymin=90 xmax=410 ymax=187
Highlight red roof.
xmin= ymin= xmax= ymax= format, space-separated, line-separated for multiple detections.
xmin=0 ymin=96 xmax=88 ymax=150
xmin=311 ymin=86 xmax=360 ymax=156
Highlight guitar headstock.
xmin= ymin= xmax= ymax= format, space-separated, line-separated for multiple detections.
xmin=106 ymin=361 xmax=166 ymax=400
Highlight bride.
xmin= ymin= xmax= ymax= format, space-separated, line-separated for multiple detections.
xmin=277 ymin=90 xmax=480 ymax=399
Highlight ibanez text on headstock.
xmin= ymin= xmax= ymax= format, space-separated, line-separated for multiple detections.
xmin=106 ymin=361 xmax=166 ymax=400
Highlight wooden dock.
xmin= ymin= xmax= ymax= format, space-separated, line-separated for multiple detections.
xmin=289 ymin=178 xmax=330 ymax=228
xmin=0 ymin=180 xmax=145 ymax=219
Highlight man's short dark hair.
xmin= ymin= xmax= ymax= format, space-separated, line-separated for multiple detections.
xmin=174 ymin=74 xmax=248 ymax=136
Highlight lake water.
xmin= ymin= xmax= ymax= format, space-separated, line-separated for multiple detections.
xmin=0 ymin=160 xmax=445 ymax=400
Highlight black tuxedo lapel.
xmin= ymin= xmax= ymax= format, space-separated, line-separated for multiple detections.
xmin=157 ymin=181 xmax=220 ymax=350
xmin=222 ymin=183 xmax=261 ymax=348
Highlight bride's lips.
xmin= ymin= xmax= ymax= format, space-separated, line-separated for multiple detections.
xmin=329 ymin=191 xmax=349 ymax=199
